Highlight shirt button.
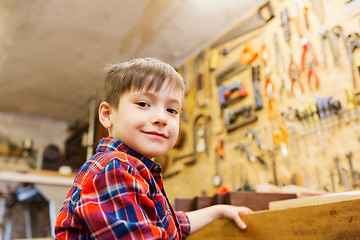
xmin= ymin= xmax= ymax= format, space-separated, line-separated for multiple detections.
xmin=152 ymin=165 xmax=161 ymax=173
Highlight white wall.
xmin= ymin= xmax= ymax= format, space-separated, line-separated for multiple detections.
xmin=0 ymin=111 xmax=69 ymax=153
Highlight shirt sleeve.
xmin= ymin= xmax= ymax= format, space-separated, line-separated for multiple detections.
xmin=77 ymin=159 xmax=167 ymax=240
xmin=176 ymin=211 xmax=191 ymax=239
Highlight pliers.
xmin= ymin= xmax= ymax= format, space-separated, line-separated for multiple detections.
xmin=301 ymin=38 xmax=317 ymax=71
xmin=307 ymin=59 xmax=319 ymax=90
xmin=288 ymin=55 xmax=304 ymax=96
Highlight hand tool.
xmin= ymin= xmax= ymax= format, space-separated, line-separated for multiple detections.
xmin=236 ymin=143 xmax=255 ymax=163
xmin=213 ymin=139 xmax=224 ymax=187
xmin=263 ymin=54 xmax=278 ymax=121
xmin=238 ymin=43 xmax=258 ymax=65
xmin=256 ymin=156 xmax=269 ymax=169
xmin=288 ymin=55 xmax=304 ymax=96
xmin=179 ymin=64 xmax=190 ymax=95
xmin=308 ymin=101 xmax=326 ymax=152
xmin=211 ymin=1 xmax=275 ymax=48
xmin=221 ymin=33 xmax=260 ymax=56
xmin=309 ymin=0 xmax=325 ymax=24
xmin=328 ymin=96 xmax=343 ymax=115
xmin=301 ymin=38 xmax=317 ymax=71
xmin=209 ymin=49 xmax=220 ymax=71
xmin=215 ymin=60 xmax=247 ymax=86
xmin=334 ymin=156 xmax=344 ymax=185
xmin=290 ymin=2 xmax=304 ymax=38
xmin=331 ymin=26 xmax=348 ymax=67
xmin=319 ymin=27 xmax=337 ymax=67
xmin=236 ymin=151 xmax=268 ymax=171
xmin=329 ymin=169 xmax=336 ymax=192
xmin=196 ymin=128 xmax=206 ymax=153
xmin=267 ymin=126 xmax=278 ymax=185
xmin=173 ymin=114 xmax=211 ymax=164
xmin=195 ymin=73 xmax=210 ymax=108
xmin=342 ymin=168 xmax=351 ymax=191
xmin=218 ymin=81 xmax=247 ymax=109
xmin=293 ymin=0 xmax=310 ymax=29
xmin=295 ymin=107 xmax=310 ymax=157
xmin=271 ymin=126 xmax=289 ymax=166
xmin=307 ymin=59 xmax=319 ymax=91
xmin=342 ymin=0 xmax=360 ymax=14
xmin=266 ymin=75 xmax=278 ymax=121
xmin=346 ymin=152 xmax=359 ymax=188
xmin=193 ymin=51 xmax=205 ymax=74
xmin=321 ymin=97 xmax=334 ymax=132
xmin=280 ymin=8 xmax=291 ymax=44
xmin=223 ymin=104 xmax=258 ymax=132
xmin=345 ymin=89 xmax=360 ymax=141
xmin=346 ymin=33 xmax=360 ymax=88
xmin=252 ymin=65 xmax=263 ymax=111
xmin=246 ymin=128 xmax=265 ymax=150
xmin=316 ymin=97 xmax=330 ymax=141
xmin=282 ymin=109 xmax=298 ymax=157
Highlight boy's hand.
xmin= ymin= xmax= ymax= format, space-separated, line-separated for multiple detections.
xmin=219 ymin=205 xmax=253 ymax=229
xmin=187 ymin=204 xmax=253 ymax=234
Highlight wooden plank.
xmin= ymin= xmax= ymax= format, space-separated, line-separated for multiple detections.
xmin=188 ymin=198 xmax=360 ymax=240
xmin=270 ymin=190 xmax=360 ymax=210
xmin=226 ymin=191 xmax=297 ymax=211
xmin=0 ymin=169 xmax=75 ymax=186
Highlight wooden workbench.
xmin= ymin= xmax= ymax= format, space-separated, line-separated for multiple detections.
xmin=188 ymin=191 xmax=360 ymax=240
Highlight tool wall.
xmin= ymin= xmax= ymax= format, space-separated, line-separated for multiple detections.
xmin=163 ymin=0 xmax=360 ymax=202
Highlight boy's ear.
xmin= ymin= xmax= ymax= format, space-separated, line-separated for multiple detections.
xmin=98 ymin=101 xmax=112 ymax=129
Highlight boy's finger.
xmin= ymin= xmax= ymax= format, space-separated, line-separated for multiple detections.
xmin=235 ymin=216 xmax=247 ymax=229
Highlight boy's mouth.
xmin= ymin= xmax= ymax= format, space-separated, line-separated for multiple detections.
xmin=143 ymin=131 xmax=168 ymax=138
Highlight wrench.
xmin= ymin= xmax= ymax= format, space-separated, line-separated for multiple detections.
xmin=346 ymin=33 xmax=360 ymax=88
xmin=319 ymin=27 xmax=337 ymax=67
xmin=331 ymin=26 xmax=348 ymax=67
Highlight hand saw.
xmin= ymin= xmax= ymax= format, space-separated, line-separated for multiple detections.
xmin=211 ymin=1 xmax=274 ymax=48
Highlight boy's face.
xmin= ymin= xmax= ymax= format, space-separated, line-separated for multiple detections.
xmin=107 ymin=82 xmax=182 ymax=159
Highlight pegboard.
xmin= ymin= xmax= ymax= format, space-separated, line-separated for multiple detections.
xmin=164 ymin=0 xmax=360 ymax=203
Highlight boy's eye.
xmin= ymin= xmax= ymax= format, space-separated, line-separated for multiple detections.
xmin=136 ymin=101 xmax=150 ymax=108
xmin=167 ymin=108 xmax=179 ymax=114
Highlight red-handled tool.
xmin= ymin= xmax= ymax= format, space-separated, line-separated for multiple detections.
xmin=301 ymin=38 xmax=317 ymax=71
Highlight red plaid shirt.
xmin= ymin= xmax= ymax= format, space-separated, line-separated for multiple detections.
xmin=55 ymin=137 xmax=190 ymax=239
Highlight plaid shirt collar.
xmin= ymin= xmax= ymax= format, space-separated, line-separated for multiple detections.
xmin=96 ymin=136 xmax=161 ymax=173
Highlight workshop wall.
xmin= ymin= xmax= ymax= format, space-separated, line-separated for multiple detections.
xmin=0 ymin=111 xmax=68 ymax=152
xmin=163 ymin=0 xmax=360 ymax=203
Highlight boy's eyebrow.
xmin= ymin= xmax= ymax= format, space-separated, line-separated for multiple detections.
xmin=132 ymin=91 xmax=182 ymax=107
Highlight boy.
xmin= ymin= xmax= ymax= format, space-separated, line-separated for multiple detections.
xmin=55 ymin=58 xmax=252 ymax=239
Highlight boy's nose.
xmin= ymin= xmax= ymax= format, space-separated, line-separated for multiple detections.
xmin=152 ymin=110 xmax=167 ymax=126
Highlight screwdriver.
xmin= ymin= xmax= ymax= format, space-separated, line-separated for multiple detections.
xmin=295 ymin=107 xmax=309 ymax=157
xmin=308 ymin=101 xmax=325 ymax=153
xmin=345 ymin=89 xmax=360 ymax=142
xmin=316 ymin=97 xmax=330 ymax=141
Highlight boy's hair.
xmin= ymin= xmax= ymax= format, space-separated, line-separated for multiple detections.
xmin=103 ymin=58 xmax=184 ymax=107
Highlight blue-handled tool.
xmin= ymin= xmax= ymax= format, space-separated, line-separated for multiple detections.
xmin=218 ymin=81 xmax=247 ymax=109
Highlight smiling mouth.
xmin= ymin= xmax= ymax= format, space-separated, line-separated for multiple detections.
xmin=144 ymin=131 xmax=168 ymax=138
